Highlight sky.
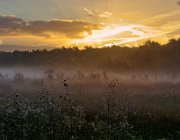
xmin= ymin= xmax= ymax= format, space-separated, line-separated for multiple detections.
xmin=0 ymin=0 xmax=180 ymax=50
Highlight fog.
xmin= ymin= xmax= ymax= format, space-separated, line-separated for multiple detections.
xmin=1 ymin=66 xmax=180 ymax=84
xmin=1 ymin=66 xmax=180 ymax=139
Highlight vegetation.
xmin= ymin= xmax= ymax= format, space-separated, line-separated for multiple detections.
xmin=0 ymin=38 xmax=180 ymax=71
xmin=0 ymin=69 xmax=180 ymax=140
xmin=0 ymin=38 xmax=180 ymax=139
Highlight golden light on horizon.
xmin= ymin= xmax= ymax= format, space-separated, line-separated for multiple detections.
xmin=72 ymin=23 xmax=163 ymax=47
xmin=0 ymin=0 xmax=179 ymax=50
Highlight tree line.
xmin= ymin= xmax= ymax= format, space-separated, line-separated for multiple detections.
xmin=0 ymin=38 xmax=180 ymax=71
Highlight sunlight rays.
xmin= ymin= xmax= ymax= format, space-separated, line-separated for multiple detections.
xmin=74 ymin=24 xmax=161 ymax=47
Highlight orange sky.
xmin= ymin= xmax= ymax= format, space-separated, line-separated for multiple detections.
xmin=0 ymin=0 xmax=180 ymax=50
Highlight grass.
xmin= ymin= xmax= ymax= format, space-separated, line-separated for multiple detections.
xmin=0 ymin=70 xmax=180 ymax=140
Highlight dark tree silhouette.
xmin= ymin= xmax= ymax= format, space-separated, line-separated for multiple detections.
xmin=0 ymin=38 xmax=180 ymax=71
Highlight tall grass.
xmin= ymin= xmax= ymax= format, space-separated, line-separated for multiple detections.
xmin=0 ymin=70 xmax=180 ymax=140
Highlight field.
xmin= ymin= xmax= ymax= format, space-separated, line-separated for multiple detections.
xmin=0 ymin=0 xmax=180 ymax=139
xmin=0 ymin=66 xmax=180 ymax=140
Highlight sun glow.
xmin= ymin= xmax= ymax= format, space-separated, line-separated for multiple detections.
xmin=78 ymin=25 xmax=133 ymax=43
xmin=74 ymin=24 xmax=161 ymax=47
xmin=90 ymin=27 xmax=132 ymax=41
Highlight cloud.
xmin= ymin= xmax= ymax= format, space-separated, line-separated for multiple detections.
xmin=177 ymin=1 xmax=180 ymax=5
xmin=106 ymin=31 xmax=140 ymax=39
xmin=167 ymin=29 xmax=180 ymax=36
xmin=137 ymin=10 xmax=180 ymax=27
xmin=84 ymin=8 xmax=96 ymax=17
xmin=99 ymin=11 xmax=112 ymax=18
xmin=84 ymin=8 xmax=112 ymax=18
xmin=0 ymin=15 xmax=101 ymax=39
xmin=76 ymin=23 xmax=163 ymax=47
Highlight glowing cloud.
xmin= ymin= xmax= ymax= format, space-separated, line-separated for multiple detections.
xmin=74 ymin=23 xmax=161 ymax=47
xmin=99 ymin=11 xmax=112 ymax=18
xmin=0 ymin=15 xmax=101 ymax=39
